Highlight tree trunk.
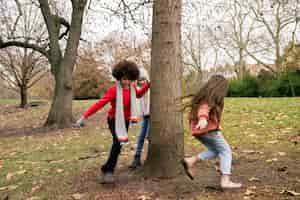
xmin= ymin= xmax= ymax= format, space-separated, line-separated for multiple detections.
xmin=44 ymin=1 xmax=86 ymax=128
xmin=144 ymin=0 xmax=183 ymax=178
xmin=45 ymin=62 xmax=74 ymax=128
xmin=20 ymin=85 xmax=28 ymax=108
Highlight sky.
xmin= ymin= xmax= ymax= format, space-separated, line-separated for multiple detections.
xmin=1 ymin=0 xmax=300 ymax=69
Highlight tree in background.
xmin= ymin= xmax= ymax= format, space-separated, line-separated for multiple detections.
xmin=0 ymin=1 xmax=49 ymax=108
xmin=0 ymin=0 xmax=87 ymax=128
xmin=96 ymin=32 xmax=151 ymax=70
xmin=282 ymin=42 xmax=300 ymax=71
xmin=29 ymin=72 xmax=54 ymax=100
xmin=73 ymin=46 xmax=111 ymax=99
xmin=211 ymin=0 xmax=256 ymax=79
xmin=0 ymin=47 xmax=48 ymax=107
xmin=247 ymin=0 xmax=300 ymax=75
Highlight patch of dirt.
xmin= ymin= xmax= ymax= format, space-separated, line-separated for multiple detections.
xmin=70 ymin=152 xmax=300 ymax=200
xmin=0 ymin=104 xmax=25 ymax=115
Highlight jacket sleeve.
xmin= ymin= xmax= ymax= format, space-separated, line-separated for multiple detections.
xmin=83 ymin=86 xmax=116 ymax=119
xmin=197 ymin=102 xmax=209 ymax=120
xmin=134 ymin=81 xmax=150 ymax=98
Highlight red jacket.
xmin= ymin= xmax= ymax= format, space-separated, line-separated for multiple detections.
xmin=190 ymin=101 xmax=223 ymax=136
xmin=83 ymin=82 xmax=150 ymax=120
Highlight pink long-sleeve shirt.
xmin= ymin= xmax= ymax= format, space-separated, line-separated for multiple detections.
xmin=190 ymin=101 xmax=223 ymax=136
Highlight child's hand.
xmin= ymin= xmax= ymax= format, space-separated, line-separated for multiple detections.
xmin=73 ymin=117 xmax=85 ymax=128
xmin=195 ymin=118 xmax=208 ymax=129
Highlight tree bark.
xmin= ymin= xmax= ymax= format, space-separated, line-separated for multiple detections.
xmin=45 ymin=63 xmax=73 ymax=127
xmin=20 ymin=85 xmax=28 ymax=108
xmin=144 ymin=0 xmax=184 ymax=178
xmin=44 ymin=1 xmax=87 ymax=128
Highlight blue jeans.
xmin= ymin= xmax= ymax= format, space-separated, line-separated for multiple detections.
xmin=134 ymin=115 xmax=150 ymax=159
xmin=195 ymin=130 xmax=232 ymax=175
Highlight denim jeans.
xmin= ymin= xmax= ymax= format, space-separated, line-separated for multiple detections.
xmin=101 ymin=118 xmax=129 ymax=174
xmin=195 ymin=130 xmax=232 ymax=175
xmin=134 ymin=115 xmax=150 ymax=158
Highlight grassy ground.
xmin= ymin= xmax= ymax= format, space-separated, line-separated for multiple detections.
xmin=0 ymin=98 xmax=299 ymax=200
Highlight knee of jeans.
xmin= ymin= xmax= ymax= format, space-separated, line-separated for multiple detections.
xmin=220 ymin=143 xmax=231 ymax=155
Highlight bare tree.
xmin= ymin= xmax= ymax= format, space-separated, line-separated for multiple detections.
xmin=0 ymin=0 xmax=87 ymax=128
xmin=0 ymin=2 xmax=49 ymax=108
xmin=182 ymin=1 xmax=210 ymax=76
xmin=247 ymin=0 xmax=300 ymax=75
xmin=208 ymin=0 xmax=256 ymax=79
xmin=0 ymin=48 xmax=48 ymax=107
xmin=143 ymin=0 xmax=183 ymax=178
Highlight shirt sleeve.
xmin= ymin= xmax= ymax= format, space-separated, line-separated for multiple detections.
xmin=197 ymin=102 xmax=209 ymax=120
xmin=83 ymin=86 xmax=116 ymax=119
xmin=134 ymin=81 xmax=150 ymax=98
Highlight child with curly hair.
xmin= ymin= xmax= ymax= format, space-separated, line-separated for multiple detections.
xmin=75 ymin=60 xmax=150 ymax=184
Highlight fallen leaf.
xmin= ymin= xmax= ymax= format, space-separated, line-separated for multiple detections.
xmin=0 ymin=186 xmax=8 ymax=191
xmin=26 ymin=197 xmax=40 ymax=200
xmin=56 ymin=169 xmax=64 ymax=173
xmin=245 ymin=189 xmax=256 ymax=196
xmin=8 ymin=185 xmax=18 ymax=190
xmin=16 ymin=170 xmax=26 ymax=175
xmin=249 ymin=186 xmax=257 ymax=190
xmin=248 ymin=177 xmax=261 ymax=182
xmin=6 ymin=172 xmax=14 ymax=181
xmin=9 ymin=152 xmax=17 ymax=156
xmin=137 ymin=195 xmax=151 ymax=200
xmin=277 ymin=166 xmax=288 ymax=172
xmin=31 ymin=185 xmax=42 ymax=193
xmin=71 ymin=193 xmax=85 ymax=200
xmin=49 ymin=159 xmax=65 ymax=164
xmin=278 ymin=152 xmax=286 ymax=156
xmin=242 ymin=150 xmax=263 ymax=154
xmin=267 ymin=140 xmax=278 ymax=144
xmin=280 ymin=190 xmax=300 ymax=196
xmin=266 ymin=158 xmax=278 ymax=163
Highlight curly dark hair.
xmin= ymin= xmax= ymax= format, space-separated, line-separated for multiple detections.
xmin=112 ymin=60 xmax=140 ymax=81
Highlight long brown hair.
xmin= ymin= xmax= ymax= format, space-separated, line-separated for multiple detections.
xmin=189 ymin=75 xmax=229 ymax=122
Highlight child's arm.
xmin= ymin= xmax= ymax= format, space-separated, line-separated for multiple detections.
xmin=134 ymin=81 xmax=150 ymax=98
xmin=74 ymin=86 xmax=115 ymax=128
xmin=82 ymin=86 xmax=116 ymax=119
xmin=196 ymin=102 xmax=209 ymax=129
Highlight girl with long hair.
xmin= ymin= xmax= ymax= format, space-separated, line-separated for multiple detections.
xmin=182 ymin=75 xmax=242 ymax=189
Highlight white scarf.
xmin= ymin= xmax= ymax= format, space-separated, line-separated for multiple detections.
xmin=139 ymin=90 xmax=150 ymax=116
xmin=138 ymin=67 xmax=150 ymax=116
xmin=115 ymin=81 xmax=138 ymax=143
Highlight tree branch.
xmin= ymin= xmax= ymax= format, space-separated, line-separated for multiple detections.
xmin=0 ymin=39 xmax=49 ymax=58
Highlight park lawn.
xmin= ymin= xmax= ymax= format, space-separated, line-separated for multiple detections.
xmin=0 ymin=98 xmax=299 ymax=200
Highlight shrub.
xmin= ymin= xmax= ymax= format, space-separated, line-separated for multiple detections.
xmin=228 ymin=74 xmax=258 ymax=97
xmin=228 ymin=71 xmax=300 ymax=97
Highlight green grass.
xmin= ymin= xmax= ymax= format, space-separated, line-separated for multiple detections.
xmin=0 ymin=98 xmax=299 ymax=199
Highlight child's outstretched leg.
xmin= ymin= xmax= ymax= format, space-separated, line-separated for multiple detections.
xmin=204 ymin=131 xmax=242 ymax=189
xmin=182 ymin=143 xmax=218 ymax=179
xmin=99 ymin=118 xmax=129 ymax=184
